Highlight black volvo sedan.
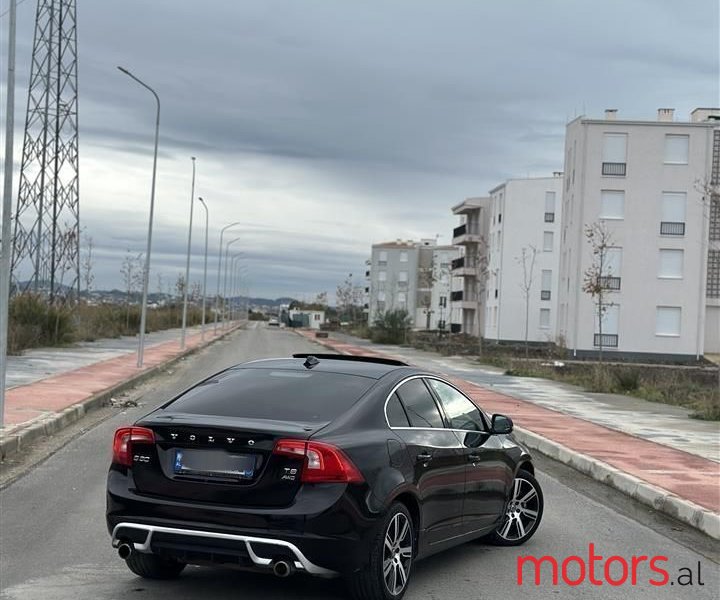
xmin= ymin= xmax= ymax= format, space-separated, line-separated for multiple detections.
xmin=107 ymin=354 xmax=543 ymax=600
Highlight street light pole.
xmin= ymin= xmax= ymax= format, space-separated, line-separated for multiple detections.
xmin=223 ymin=243 xmax=241 ymax=328
xmin=214 ymin=222 xmax=239 ymax=334
xmin=230 ymin=255 xmax=245 ymax=322
xmin=198 ymin=197 xmax=209 ymax=341
xmin=180 ymin=156 xmax=196 ymax=349
xmin=117 ymin=66 xmax=160 ymax=368
xmin=0 ymin=0 xmax=17 ymax=428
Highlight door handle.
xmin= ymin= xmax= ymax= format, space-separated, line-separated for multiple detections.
xmin=416 ymin=451 xmax=433 ymax=462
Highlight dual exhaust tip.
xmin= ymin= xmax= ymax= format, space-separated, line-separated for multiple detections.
xmin=117 ymin=542 xmax=294 ymax=578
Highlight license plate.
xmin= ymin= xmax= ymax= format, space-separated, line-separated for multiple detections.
xmin=173 ymin=449 xmax=256 ymax=480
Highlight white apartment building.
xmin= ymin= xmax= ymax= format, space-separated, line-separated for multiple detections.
xmin=366 ymin=240 xmax=461 ymax=330
xmin=557 ymin=108 xmax=720 ymax=361
xmin=451 ymin=175 xmax=564 ymax=342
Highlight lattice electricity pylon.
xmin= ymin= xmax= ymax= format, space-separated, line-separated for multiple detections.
xmin=11 ymin=0 xmax=80 ymax=303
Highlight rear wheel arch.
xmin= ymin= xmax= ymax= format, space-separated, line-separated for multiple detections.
xmin=516 ymin=461 xmax=534 ymax=476
xmin=389 ymin=491 xmax=421 ymax=553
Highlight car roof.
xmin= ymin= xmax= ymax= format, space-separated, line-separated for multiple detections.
xmin=236 ymin=356 xmax=414 ymax=379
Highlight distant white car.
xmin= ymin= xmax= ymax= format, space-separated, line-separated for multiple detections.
xmin=267 ymin=318 xmax=280 ymax=327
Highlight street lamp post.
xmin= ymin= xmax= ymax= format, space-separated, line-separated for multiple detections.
xmin=226 ymin=251 xmax=243 ymax=325
xmin=117 ymin=66 xmax=160 ymax=368
xmin=214 ymin=222 xmax=239 ymax=334
xmin=0 ymin=0 xmax=17 ymax=428
xmin=231 ymin=257 xmax=246 ymax=322
xmin=180 ymin=156 xmax=197 ymax=350
xmin=222 ymin=240 xmax=241 ymax=329
xmin=198 ymin=197 xmax=209 ymax=341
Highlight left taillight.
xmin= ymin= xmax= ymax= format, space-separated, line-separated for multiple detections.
xmin=273 ymin=439 xmax=364 ymax=483
xmin=112 ymin=426 xmax=155 ymax=467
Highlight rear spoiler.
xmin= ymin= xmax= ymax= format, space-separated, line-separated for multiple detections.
xmin=292 ymin=353 xmax=408 ymax=367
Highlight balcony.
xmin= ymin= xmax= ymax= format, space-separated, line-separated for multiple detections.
xmin=602 ymin=162 xmax=626 ymax=176
xmin=544 ymin=212 xmax=555 ymax=223
xmin=452 ymin=223 xmax=483 ymax=245
xmin=594 ymin=333 xmax=619 ymax=348
xmin=540 ymin=290 xmax=551 ymax=301
xmin=450 ymin=290 xmax=463 ymax=302
xmin=660 ymin=221 xmax=685 ymax=236
xmin=599 ymin=276 xmax=621 ymax=291
xmin=451 ymin=256 xmax=465 ymax=271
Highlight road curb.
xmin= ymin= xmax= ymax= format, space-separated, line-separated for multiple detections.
xmin=0 ymin=325 xmax=242 ymax=462
xmin=513 ymin=427 xmax=720 ymax=540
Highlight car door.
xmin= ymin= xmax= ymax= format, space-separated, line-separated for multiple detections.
xmin=390 ymin=378 xmax=466 ymax=546
xmin=426 ymin=378 xmax=513 ymax=533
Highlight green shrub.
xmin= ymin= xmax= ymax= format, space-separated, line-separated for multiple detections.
xmin=613 ymin=368 xmax=641 ymax=392
xmin=8 ymin=294 xmax=74 ymax=353
xmin=371 ymin=309 xmax=412 ymax=344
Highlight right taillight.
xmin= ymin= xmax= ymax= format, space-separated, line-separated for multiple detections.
xmin=273 ymin=439 xmax=364 ymax=483
xmin=112 ymin=426 xmax=155 ymax=467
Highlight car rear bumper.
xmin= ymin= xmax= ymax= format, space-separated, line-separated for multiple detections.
xmin=107 ymin=471 xmax=380 ymax=575
xmin=111 ymin=522 xmax=337 ymax=577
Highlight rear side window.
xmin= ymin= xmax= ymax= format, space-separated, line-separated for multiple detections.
xmin=396 ymin=379 xmax=444 ymax=428
xmin=386 ymin=393 xmax=410 ymax=427
xmin=167 ymin=368 xmax=375 ymax=421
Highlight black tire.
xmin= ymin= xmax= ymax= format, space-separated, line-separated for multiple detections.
xmin=347 ymin=503 xmax=415 ymax=600
xmin=125 ymin=552 xmax=186 ymax=579
xmin=487 ymin=469 xmax=543 ymax=546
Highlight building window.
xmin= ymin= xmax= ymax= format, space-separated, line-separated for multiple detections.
xmin=314 ymin=314 xmax=321 ymax=321
xmin=660 ymin=192 xmax=686 ymax=235
xmin=600 ymin=247 xmax=623 ymax=290
xmin=397 ymin=292 xmax=406 ymax=305
xmin=378 ymin=271 xmax=387 ymax=282
xmin=439 ymin=296 xmax=447 ymax=308
xmin=378 ymin=250 xmax=388 ymax=265
xmin=498 ymin=213 xmax=502 ymax=223
xmin=594 ymin=304 xmax=619 ymax=347
xmin=545 ymin=191 xmax=556 ymax=222
xmin=658 ymin=249 xmax=684 ymax=279
xmin=543 ymin=231 xmax=554 ymax=252
xmin=602 ymin=133 xmax=627 ymax=175
xmin=600 ymin=190 xmax=625 ymax=219
xmin=656 ymin=306 xmax=681 ymax=336
xmin=539 ymin=308 xmax=550 ymax=329
xmin=707 ymin=249 xmax=720 ymax=298
xmin=541 ymin=270 xmax=552 ymax=301
xmin=399 ymin=251 xmax=408 ymax=263
xmin=377 ymin=291 xmax=386 ymax=302
xmin=664 ymin=134 xmax=689 ymax=165
xmin=376 ymin=301 xmax=386 ymax=312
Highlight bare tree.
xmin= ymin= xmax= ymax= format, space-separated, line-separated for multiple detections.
xmin=516 ymin=245 xmax=538 ymax=358
xmin=582 ymin=222 xmax=615 ymax=364
xmin=81 ymin=233 xmax=95 ymax=298
xmin=417 ymin=257 xmax=438 ymax=330
xmin=336 ymin=273 xmax=358 ymax=323
xmin=121 ymin=250 xmax=144 ymax=328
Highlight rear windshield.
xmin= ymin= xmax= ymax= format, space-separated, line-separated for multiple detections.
xmin=166 ymin=368 xmax=375 ymax=421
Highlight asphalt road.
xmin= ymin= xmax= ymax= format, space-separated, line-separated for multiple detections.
xmin=1 ymin=325 xmax=718 ymax=600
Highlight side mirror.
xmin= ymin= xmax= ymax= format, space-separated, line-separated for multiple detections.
xmin=491 ymin=414 xmax=513 ymax=435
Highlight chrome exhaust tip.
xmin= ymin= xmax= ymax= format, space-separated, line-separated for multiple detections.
xmin=272 ymin=559 xmax=293 ymax=578
xmin=118 ymin=542 xmax=133 ymax=560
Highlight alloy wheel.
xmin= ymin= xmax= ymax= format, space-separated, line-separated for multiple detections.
xmin=496 ymin=476 xmax=540 ymax=542
xmin=382 ymin=512 xmax=413 ymax=595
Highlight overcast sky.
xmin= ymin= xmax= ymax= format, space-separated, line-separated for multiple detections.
xmin=1 ymin=0 xmax=718 ymax=300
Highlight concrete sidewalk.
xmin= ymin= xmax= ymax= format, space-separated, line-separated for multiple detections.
xmin=297 ymin=329 xmax=720 ymax=539
xmin=0 ymin=323 xmax=241 ymax=458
